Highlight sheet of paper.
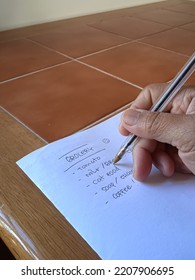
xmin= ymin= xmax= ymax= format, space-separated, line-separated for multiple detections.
xmin=17 ymin=113 xmax=195 ymax=259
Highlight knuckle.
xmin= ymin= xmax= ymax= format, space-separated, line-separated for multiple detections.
xmin=179 ymin=115 xmax=195 ymax=153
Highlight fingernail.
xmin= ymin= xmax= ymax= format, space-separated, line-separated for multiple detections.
xmin=123 ymin=109 xmax=141 ymax=126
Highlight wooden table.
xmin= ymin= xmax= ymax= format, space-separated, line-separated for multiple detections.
xmin=0 ymin=108 xmax=100 ymax=259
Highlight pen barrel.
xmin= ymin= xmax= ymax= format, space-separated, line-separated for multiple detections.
xmin=120 ymin=134 xmax=138 ymax=153
xmin=114 ymin=52 xmax=195 ymax=163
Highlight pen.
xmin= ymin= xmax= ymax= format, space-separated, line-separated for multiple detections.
xmin=113 ymin=52 xmax=195 ymax=164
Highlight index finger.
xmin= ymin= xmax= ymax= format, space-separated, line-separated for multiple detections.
xmin=119 ymin=83 xmax=168 ymax=136
xmin=130 ymin=83 xmax=168 ymax=110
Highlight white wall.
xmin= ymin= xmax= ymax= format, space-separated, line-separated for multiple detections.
xmin=0 ymin=0 xmax=165 ymax=31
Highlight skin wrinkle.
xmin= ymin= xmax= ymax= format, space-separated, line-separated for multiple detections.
xmin=119 ymin=83 xmax=195 ymax=181
xmin=144 ymin=111 xmax=166 ymax=141
xmin=179 ymin=116 xmax=195 ymax=154
xmin=172 ymin=87 xmax=195 ymax=114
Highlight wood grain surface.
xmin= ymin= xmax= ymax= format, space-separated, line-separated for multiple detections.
xmin=0 ymin=108 xmax=100 ymax=259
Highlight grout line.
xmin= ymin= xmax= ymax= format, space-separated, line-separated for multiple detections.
xmin=76 ymin=59 xmax=143 ymax=90
xmin=0 ymin=37 xmax=143 ymax=142
xmin=87 ymin=22 xmax=134 ymax=41
xmin=136 ymin=38 xmax=190 ymax=58
xmin=0 ymin=36 xmax=26 ymax=43
xmin=131 ymin=13 xmax=195 ymax=30
xmin=0 ymin=39 xmax=134 ymax=85
xmin=179 ymin=21 xmax=195 ymax=30
xmin=161 ymin=6 xmax=195 ymax=17
xmin=27 ymin=37 xmax=144 ymax=91
xmin=0 ymin=106 xmax=48 ymax=144
xmin=0 ymin=60 xmax=72 ymax=84
xmin=0 ymin=102 xmax=134 ymax=145
xmin=76 ymin=40 xmax=133 ymax=60
xmin=79 ymin=102 xmax=135 ymax=131
xmin=26 ymin=38 xmax=74 ymax=60
xmin=2 ymin=7 xmax=191 ymax=145
xmin=134 ymin=28 xmax=175 ymax=42
xmin=126 ymin=14 xmax=172 ymax=28
xmin=87 ymin=14 xmax=174 ymax=41
xmin=28 ymin=36 xmax=135 ymax=61
xmin=175 ymin=19 xmax=195 ymax=28
xmin=1 ymin=6 xmax=193 ymax=146
xmin=0 ymin=39 xmax=143 ymax=90
xmin=0 ymin=37 xmax=75 ymax=84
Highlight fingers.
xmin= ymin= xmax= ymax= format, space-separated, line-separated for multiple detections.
xmin=132 ymin=138 xmax=156 ymax=181
xmin=130 ymin=83 xmax=169 ymax=110
xmin=165 ymin=145 xmax=191 ymax=174
xmin=132 ymin=139 xmax=175 ymax=181
xmin=151 ymin=146 xmax=175 ymax=177
xmin=119 ymin=83 xmax=170 ymax=136
xmin=121 ymin=109 xmax=195 ymax=153
xmin=119 ymin=119 xmax=130 ymax=136
xmin=120 ymin=108 xmax=195 ymax=178
xmin=119 ymin=83 xmax=195 ymax=180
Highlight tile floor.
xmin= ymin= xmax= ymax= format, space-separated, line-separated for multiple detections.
xmin=0 ymin=0 xmax=195 ymax=260
xmin=0 ymin=0 xmax=195 ymax=143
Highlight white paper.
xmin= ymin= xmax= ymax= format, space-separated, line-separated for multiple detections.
xmin=17 ymin=113 xmax=195 ymax=259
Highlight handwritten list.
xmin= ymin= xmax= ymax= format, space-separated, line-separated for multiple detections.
xmin=60 ymin=140 xmax=134 ymax=205
xmin=17 ymin=113 xmax=195 ymax=259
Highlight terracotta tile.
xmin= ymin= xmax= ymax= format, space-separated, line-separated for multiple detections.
xmin=0 ymin=20 xmax=69 ymax=43
xmin=117 ymin=5 xmax=156 ymax=15
xmin=89 ymin=16 xmax=170 ymax=40
xmin=0 ymin=9 xmax=124 ymax=43
xmin=70 ymin=10 xmax=125 ymax=24
xmin=163 ymin=1 xmax=195 ymax=16
xmin=0 ymin=15 xmax=112 ymax=43
xmin=180 ymin=21 xmax=195 ymax=32
xmin=117 ymin=0 xmax=185 ymax=16
xmin=0 ymin=1 xmax=187 ymax=43
xmin=140 ymin=28 xmax=195 ymax=56
xmin=80 ymin=42 xmax=189 ymax=87
xmin=135 ymin=9 xmax=195 ymax=27
xmin=29 ymin=25 xmax=129 ymax=58
xmin=0 ymin=1 xmax=184 ymax=43
xmin=0 ymin=61 xmax=140 ymax=142
xmin=186 ymin=73 xmax=195 ymax=85
xmin=0 ymin=39 xmax=69 ymax=82
xmin=0 ymin=16 xmax=103 ymax=43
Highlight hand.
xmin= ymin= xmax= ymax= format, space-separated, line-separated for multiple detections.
xmin=119 ymin=83 xmax=195 ymax=182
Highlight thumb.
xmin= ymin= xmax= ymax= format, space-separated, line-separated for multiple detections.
xmin=122 ymin=109 xmax=195 ymax=152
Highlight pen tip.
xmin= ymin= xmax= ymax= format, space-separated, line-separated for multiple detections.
xmin=112 ymin=155 xmax=120 ymax=164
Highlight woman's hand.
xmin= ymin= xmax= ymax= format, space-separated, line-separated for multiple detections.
xmin=119 ymin=83 xmax=195 ymax=181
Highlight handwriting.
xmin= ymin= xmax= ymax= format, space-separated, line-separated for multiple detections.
xmin=65 ymin=146 xmax=94 ymax=163
xmin=64 ymin=147 xmax=106 ymax=172
xmin=58 ymin=144 xmax=88 ymax=160
xmin=62 ymin=143 xmax=134 ymax=205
